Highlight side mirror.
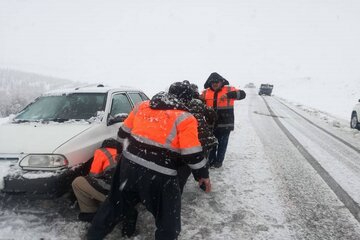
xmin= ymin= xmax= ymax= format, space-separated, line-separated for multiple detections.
xmin=108 ymin=113 xmax=129 ymax=125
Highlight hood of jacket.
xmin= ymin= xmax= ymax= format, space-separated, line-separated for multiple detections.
xmin=204 ymin=72 xmax=230 ymax=89
xmin=149 ymin=91 xmax=189 ymax=111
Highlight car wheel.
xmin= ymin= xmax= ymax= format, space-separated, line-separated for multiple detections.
xmin=350 ymin=112 xmax=360 ymax=130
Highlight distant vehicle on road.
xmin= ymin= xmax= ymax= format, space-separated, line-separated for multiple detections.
xmin=244 ymin=82 xmax=256 ymax=88
xmin=258 ymin=84 xmax=274 ymax=96
xmin=351 ymin=99 xmax=360 ymax=130
xmin=0 ymin=85 xmax=149 ymax=197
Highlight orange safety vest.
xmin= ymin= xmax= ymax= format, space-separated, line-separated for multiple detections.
xmin=119 ymin=101 xmax=205 ymax=176
xmin=122 ymin=101 xmax=201 ymax=154
xmin=89 ymin=147 xmax=118 ymax=177
xmin=202 ymin=86 xmax=237 ymax=110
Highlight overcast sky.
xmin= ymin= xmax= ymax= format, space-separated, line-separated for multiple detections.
xmin=1 ymin=0 xmax=360 ymax=97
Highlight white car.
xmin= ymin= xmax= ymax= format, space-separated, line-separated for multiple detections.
xmin=351 ymin=99 xmax=360 ymax=130
xmin=0 ymin=85 xmax=148 ymax=197
xmin=244 ymin=82 xmax=256 ymax=88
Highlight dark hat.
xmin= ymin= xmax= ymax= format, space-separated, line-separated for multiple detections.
xmin=204 ymin=72 xmax=230 ymax=89
xmin=190 ymin=83 xmax=198 ymax=92
xmin=190 ymin=83 xmax=199 ymax=98
xmin=208 ymin=72 xmax=225 ymax=83
xmin=101 ymin=138 xmax=122 ymax=152
xmin=168 ymin=81 xmax=193 ymax=102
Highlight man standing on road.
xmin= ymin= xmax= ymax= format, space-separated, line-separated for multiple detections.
xmin=201 ymin=72 xmax=246 ymax=168
xmin=87 ymin=81 xmax=211 ymax=240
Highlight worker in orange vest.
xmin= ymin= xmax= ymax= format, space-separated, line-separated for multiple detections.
xmin=201 ymin=72 xmax=246 ymax=168
xmin=87 ymin=82 xmax=211 ymax=240
xmin=72 ymin=138 xmax=121 ymax=222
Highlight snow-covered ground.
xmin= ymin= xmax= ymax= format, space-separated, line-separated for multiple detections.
xmin=0 ymin=117 xmax=8 ymax=124
xmin=1 ymin=88 xmax=360 ymax=239
xmin=271 ymin=78 xmax=360 ymax=121
xmin=0 ymin=93 xmax=292 ymax=239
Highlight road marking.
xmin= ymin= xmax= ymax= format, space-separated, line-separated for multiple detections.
xmin=262 ymin=96 xmax=360 ymax=223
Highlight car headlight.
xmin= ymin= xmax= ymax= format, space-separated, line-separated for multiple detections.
xmin=19 ymin=154 xmax=68 ymax=169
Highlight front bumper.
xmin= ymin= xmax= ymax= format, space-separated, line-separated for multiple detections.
xmin=2 ymin=163 xmax=90 ymax=198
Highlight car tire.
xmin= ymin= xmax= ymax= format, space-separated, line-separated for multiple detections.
xmin=350 ymin=112 xmax=360 ymax=130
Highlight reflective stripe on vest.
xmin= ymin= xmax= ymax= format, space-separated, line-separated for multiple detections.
xmin=166 ymin=112 xmax=192 ymax=148
xmin=203 ymin=87 xmax=236 ymax=109
xmin=117 ymin=135 xmax=125 ymax=144
xmin=93 ymin=178 xmax=111 ymax=191
xmin=123 ymin=150 xmax=178 ymax=176
xmin=131 ymin=134 xmax=202 ymax=155
xmin=187 ymin=157 xmax=207 ymax=170
xmin=121 ymin=124 xmax=131 ymax=134
xmin=99 ymin=148 xmax=116 ymax=172
xmin=126 ymin=109 xmax=202 ymax=155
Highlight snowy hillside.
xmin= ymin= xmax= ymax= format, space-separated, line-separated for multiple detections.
xmin=0 ymin=68 xmax=81 ymax=117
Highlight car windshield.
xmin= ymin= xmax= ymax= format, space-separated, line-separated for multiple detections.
xmin=260 ymin=84 xmax=273 ymax=89
xmin=14 ymin=93 xmax=107 ymax=122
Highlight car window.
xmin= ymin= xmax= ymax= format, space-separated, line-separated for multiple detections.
xmin=110 ymin=93 xmax=132 ymax=116
xmin=140 ymin=92 xmax=149 ymax=101
xmin=128 ymin=92 xmax=144 ymax=106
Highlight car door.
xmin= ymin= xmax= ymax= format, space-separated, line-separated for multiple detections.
xmin=110 ymin=92 xmax=133 ymax=117
xmin=103 ymin=92 xmax=149 ymax=142
xmin=100 ymin=92 xmax=134 ymax=142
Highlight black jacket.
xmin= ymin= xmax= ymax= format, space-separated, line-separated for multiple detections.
xmin=187 ymin=98 xmax=217 ymax=150
xmin=85 ymin=163 xmax=117 ymax=195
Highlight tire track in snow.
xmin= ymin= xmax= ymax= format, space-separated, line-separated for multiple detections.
xmin=274 ymin=97 xmax=360 ymax=155
xmin=262 ymin=96 xmax=360 ymax=223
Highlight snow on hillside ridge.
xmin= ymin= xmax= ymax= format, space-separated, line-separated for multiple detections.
xmin=0 ymin=68 xmax=82 ymax=117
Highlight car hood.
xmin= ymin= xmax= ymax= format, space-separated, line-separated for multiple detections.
xmin=0 ymin=122 xmax=93 ymax=154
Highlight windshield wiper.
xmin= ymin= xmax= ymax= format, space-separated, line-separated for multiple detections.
xmin=13 ymin=119 xmax=31 ymax=123
xmin=45 ymin=118 xmax=70 ymax=122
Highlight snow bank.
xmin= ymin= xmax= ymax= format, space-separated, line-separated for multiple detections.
xmin=0 ymin=117 xmax=9 ymax=125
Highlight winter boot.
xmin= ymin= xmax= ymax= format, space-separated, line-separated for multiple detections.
xmin=78 ymin=212 xmax=96 ymax=222
xmin=212 ymin=162 xmax=222 ymax=168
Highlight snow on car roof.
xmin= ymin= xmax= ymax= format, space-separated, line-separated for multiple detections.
xmin=44 ymin=85 xmax=141 ymax=96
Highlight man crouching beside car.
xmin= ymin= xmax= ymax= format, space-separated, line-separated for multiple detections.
xmin=72 ymin=138 xmax=121 ymax=222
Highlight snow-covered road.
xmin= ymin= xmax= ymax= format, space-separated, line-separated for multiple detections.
xmin=1 ymin=89 xmax=360 ymax=239
xmin=251 ymin=93 xmax=360 ymax=240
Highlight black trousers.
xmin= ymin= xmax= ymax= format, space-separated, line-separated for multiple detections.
xmin=209 ymin=128 xmax=231 ymax=165
xmin=87 ymin=157 xmax=181 ymax=240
